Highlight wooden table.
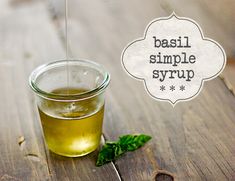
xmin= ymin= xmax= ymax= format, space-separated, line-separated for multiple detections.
xmin=0 ymin=0 xmax=235 ymax=180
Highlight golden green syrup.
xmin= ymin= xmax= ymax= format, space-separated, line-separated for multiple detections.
xmin=38 ymin=88 xmax=104 ymax=157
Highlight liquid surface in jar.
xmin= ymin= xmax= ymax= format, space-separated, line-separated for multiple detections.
xmin=38 ymin=88 xmax=104 ymax=157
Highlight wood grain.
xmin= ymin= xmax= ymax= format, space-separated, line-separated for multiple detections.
xmin=0 ymin=0 xmax=235 ymax=180
xmin=49 ymin=0 xmax=235 ymax=180
xmin=221 ymin=58 xmax=235 ymax=96
xmin=0 ymin=0 xmax=121 ymax=180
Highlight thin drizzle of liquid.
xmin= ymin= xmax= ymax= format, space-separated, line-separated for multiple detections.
xmin=65 ymin=0 xmax=69 ymax=94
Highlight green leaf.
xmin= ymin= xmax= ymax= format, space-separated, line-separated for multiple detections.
xmin=119 ymin=134 xmax=152 ymax=151
xmin=114 ymin=143 xmax=125 ymax=157
xmin=96 ymin=134 xmax=151 ymax=167
xmin=96 ymin=142 xmax=116 ymax=166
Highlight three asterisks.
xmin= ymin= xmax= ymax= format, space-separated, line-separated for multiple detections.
xmin=159 ymin=85 xmax=185 ymax=91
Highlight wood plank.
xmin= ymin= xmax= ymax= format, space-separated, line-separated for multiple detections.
xmin=158 ymin=0 xmax=235 ymax=57
xmin=50 ymin=0 xmax=235 ymax=57
xmin=0 ymin=1 xmax=64 ymax=180
xmin=49 ymin=0 xmax=235 ymax=180
xmin=221 ymin=58 xmax=235 ymax=96
xmin=0 ymin=1 xmax=121 ymax=180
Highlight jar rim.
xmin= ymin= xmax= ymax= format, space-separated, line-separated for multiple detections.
xmin=29 ymin=59 xmax=110 ymax=101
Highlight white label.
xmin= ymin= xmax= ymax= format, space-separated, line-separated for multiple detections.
xmin=121 ymin=13 xmax=226 ymax=106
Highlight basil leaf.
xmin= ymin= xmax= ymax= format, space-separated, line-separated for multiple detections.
xmin=96 ymin=134 xmax=151 ymax=166
xmin=119 ymin=134 xmax=152 ymax=151
xmin=96 ymin=142 xmax=116 ymax=166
